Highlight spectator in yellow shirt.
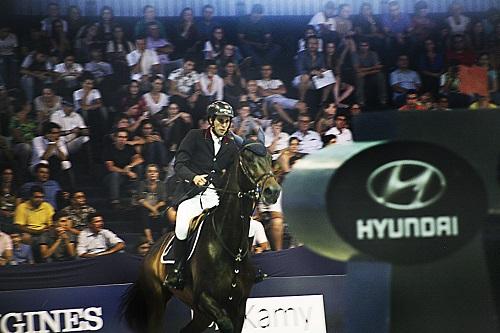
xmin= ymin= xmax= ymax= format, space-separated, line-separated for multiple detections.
xmin=14 ymin=185 xmax=54 ymax=262
xmin=469 ymin=95 xmax=498 ymax=110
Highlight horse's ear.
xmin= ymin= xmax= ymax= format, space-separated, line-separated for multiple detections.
xmin=231 ymin=131 xmax=244 ymax=148
xmin=241 ymin=139 xmax=267 ymax=156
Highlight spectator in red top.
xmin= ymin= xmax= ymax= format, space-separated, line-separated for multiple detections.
xmin=446 ymin=34 xmax=475 ymax=66
xmin=398 ymin=91 xmax=428 ymax=111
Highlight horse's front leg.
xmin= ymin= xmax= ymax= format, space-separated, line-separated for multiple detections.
xmin=231 ymin=302 xmax=247 ymax=333
xmin=180 ymin=310 xmax=212 ymax=333
xmin=198 ymin=291 xmax=233 ymax=333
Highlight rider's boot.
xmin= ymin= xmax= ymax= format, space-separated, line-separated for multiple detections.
xmin=165 ymin=237 xmax=187 ymax=289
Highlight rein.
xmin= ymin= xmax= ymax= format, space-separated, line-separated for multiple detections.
xmin=209 ymin=154 xmax=277 ymax=260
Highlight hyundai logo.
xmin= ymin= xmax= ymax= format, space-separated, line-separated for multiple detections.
xmin=367 ymin=160 xmax=447 ymax=210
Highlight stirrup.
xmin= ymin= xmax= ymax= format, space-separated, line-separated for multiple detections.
xmin=255 ymin=269 xmax=268 ymax=283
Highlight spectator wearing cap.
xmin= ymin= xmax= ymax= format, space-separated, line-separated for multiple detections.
xmin=77 ymin=212 xmax=125 ymax=258
xmin=14 ymin=184 xmax=54 ymax=262
xmin=50 ymin=99 xmax=90 ymax=155
xmin=324 ymin=114 xmax=353 ymax=144
xmin=59 ymin=191 xmax=96 ymax=235
xmin=39 ymin=211 xmax=76 ymax=262
xmin=30 ymin=122 xmax=72 ymax=186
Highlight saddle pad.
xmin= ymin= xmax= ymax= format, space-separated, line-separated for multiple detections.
xmin=160 ymin=218 xmax=206 ymax=265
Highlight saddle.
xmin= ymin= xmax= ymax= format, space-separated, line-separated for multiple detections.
xmin=160 ymin=209 xmax=213 ymax=265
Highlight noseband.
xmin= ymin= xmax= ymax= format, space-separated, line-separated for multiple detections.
xmin=238 ymin=141 xmax=277 ymax=204
xmin=238 ymin=158 xmax=276 ymax=203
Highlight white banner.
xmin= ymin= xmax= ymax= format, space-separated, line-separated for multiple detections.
xmin=242 ymin=295 xmax=327 ymax=333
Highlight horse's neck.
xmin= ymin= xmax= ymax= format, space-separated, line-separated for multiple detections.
xmin=216 ymin=158 xmax=252 ymax=250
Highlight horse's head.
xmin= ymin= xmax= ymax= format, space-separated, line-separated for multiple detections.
xmin=239 ymin=140 xmax=281 ymax=205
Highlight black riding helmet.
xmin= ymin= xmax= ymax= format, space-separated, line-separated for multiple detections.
xmin=207 ymin=101 xmax=234 ymax=119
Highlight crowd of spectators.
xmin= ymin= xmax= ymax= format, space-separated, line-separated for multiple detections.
xmin=0 ymin=1 xmax=499 ymax=265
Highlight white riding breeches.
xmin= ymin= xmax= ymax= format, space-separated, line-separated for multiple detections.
xmin=175 ymin=186 xmax=219 ymax=240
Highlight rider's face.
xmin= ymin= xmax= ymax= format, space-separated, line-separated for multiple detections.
xmin=211 ymin=116 xmax=231 ymax=137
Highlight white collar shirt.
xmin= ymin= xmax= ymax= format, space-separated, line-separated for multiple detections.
xmin=291 ymin=130 xmax=323 ymax=154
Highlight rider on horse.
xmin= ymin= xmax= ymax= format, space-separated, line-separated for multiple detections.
xmin=166 ymin=101 xmax=239 ymax=289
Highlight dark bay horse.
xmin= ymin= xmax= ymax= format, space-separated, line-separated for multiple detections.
xmin=122 ymin=141 xmax=281 ymax=333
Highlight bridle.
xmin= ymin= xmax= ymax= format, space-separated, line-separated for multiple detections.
xmin=238 ymin=156 xmax=276 ymax=204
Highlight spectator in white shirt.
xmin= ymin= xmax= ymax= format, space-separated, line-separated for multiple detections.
xmin=249 ymin=219 xmax=270 ymax=253
xmin=446 ymin=1 xmax=471 ymax=34
xmin=309 ymin=1 xmax=337 ymax=37
xmin=324 ymin=114 xmax=353 ymax=144
xmin=127 ymin=37 xmax=160 ymax=90
xmin=264 ymin=119 xmax=290 ymax=161
xmin=20 ymin=50 xmax=53 ymax=102
xmin=77 ymin=212 xmax=125 ymax=258
xmin=73 ymin=74 xmax=106 ymax=142
xmin=290 ymin=114 xmax=323 ymax=154
xmin=198 ymin=60 xmax=224 ymax=117
xmin=50 ymin=100 xmax=90 ymax=154
xmin=31 ymin=122 xmax=72 ymax=184
xmin=143 ymin=75 xmax=169 ymax=117
xmin=168 ymin=57 xmax=201 ymax=116
xmin=257 ymin=64 xmax=307 ymax=126
xmin=53 ymin=55 xmax=83 ymax=98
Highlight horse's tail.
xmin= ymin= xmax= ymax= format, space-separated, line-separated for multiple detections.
xmin=121 ymin=235 xmax=172 ymax=333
